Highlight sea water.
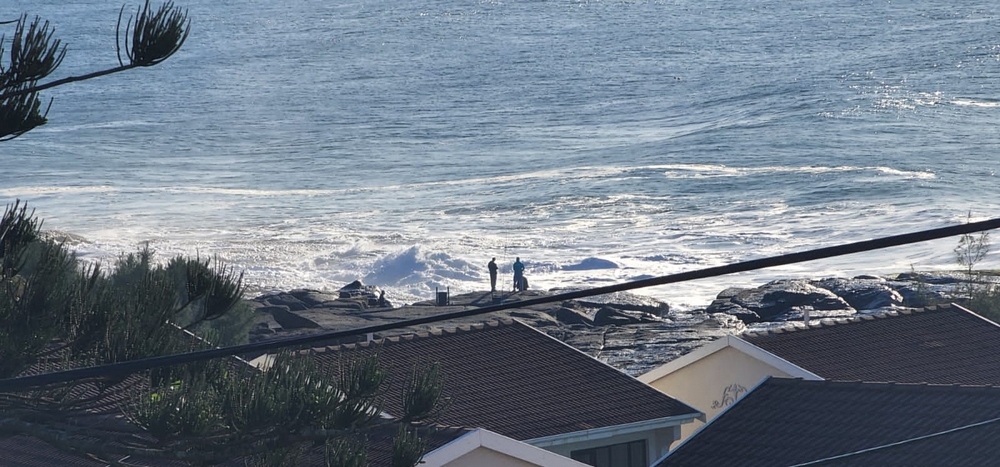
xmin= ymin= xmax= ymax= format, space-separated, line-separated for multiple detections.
xmin=2 ymin=0 xmax=999 ymax=310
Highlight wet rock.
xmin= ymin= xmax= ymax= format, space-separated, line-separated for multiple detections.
xmin=890 ymin=281 xmax=954 ymax=307
xmin=338 ymin=280 xmax=381 ymax=301
xmin=250 ymin=322 xmax=277 ymax=336
xmin=575 ymin=291 xmax=671 ymax=317
xmin=894 ymin=272 xmax=964 ymax=285
xmin=706 ymin=302 xmax=762 ymax=324
xmin=265 ymin=306 xmax=321 ymax=329
xmin=258 ymin=293 xmax=309 ymax=311
xmin=594 ymin=306 xmax=642 ymax=326
xmin=812 ymin=277 xmax=903 ymax=310
xmin=554 ymin=307 xmax=594 ymax=326
xmin=288 ymin=289 xmax=340 ymax=307
xmin=711 ymin=279 xmax=851 ymax=323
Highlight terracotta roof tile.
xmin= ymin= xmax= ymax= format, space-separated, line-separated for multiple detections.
xmin=657 ymin=378 xmax=1000 ymax=467
xmin=743 ymin=304 xmax=1000 ymax=384
xmin=307 ymin=319 xmax=699 ymax=441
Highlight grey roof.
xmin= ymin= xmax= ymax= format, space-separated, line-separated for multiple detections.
xmin=657 ymin=377 xmax=1000 ymax=467
xmin=743 ymin=304 xmax=1000 ymax=384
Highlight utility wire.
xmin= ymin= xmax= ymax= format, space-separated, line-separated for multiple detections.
xmin=3 ymin=217 xmax=1000 ymax=392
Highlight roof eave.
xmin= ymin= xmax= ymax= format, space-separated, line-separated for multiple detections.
xmin=525 ymin=413 xmax=702 ymax=448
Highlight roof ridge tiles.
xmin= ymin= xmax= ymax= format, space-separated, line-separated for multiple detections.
xmin=308 ymin=319 xmax=517 ymax=353
xmin=741 ymin=305 xmax=950 ymax=338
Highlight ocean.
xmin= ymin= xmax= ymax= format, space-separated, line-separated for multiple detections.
xmin=3 ymin=0 xmax=999 ymax=311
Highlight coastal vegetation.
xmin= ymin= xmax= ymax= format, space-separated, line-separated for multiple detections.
xmin=952 ymin=225 xmax=1000 ymax=322
xmin=0 ymin=2 xmax=444 ymax=464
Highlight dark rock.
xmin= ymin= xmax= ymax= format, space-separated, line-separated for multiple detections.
xmin=575 ymin=291 xmax=670 ymax=317
xmin=853 ymin=274 xmax=882 ymax=280
xmin=326 ymin=299 xmax=367 ymax=312
xmin=258 ymin=293 xmax=309 ymax=312
xmin=254 ymin=304 xmax=290 ymax=315
xmin=705 ymin=300 xmax=763 ymax=323
xmin=892 ymin=282 xmax=954 ymax=307
xmin=704 ymin=298 xmax=742 ymax=314
xmin=894 ymin=272 xmax=963 ymax=285
xmin=554 ymin=307 xmax=594 ymax=326
xmin=594 ymin=306 xmax=641 ymax=326
xmin=717 ymin=279 xmax=851 ymax=323
xmin=289 ymin=289 xmax=340 ymax=307
xmin=715 ymin=287 xmax=744 ymax=300
xmin=266 ymin=307 xmax=321 ymax=330
xmin=812 ymin=277 xmax=903 ymax=310
xmin=340 ymin=280 xmax=365 ymax=290
xmin=250 ymin=322 xmax=276 ymax=336
xmin=338 ymin=280 xmax=381 ymax=300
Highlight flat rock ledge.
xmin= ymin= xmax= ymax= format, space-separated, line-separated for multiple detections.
xmin=246 ymin=273 xmax=968 ymax=376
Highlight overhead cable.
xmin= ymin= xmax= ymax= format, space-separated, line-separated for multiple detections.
xmin=3 ymin=216 xmax=1000 ymax=392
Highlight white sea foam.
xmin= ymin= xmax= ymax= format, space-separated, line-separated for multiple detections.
xmin=0 ymin=185 xmax=119 ymax=196
xmin=655 ymin=164 xmax=935 ymax=179
xmin=952 ymin=99 xmax=1000 ymax=108
xmin=5 ymin=0 xmax=999 ymax=313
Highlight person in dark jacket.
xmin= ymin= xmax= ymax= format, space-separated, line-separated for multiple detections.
xmin=488 ymin=257 xmax=499 ymax=292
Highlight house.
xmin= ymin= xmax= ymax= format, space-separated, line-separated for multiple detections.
xmin=654 ymin=377 xmax=1000 ymax=466
xmin=638 ymin=303 xmax=1000 ymax=444
xmin=299 ymin=319 xmax=704 ymax=467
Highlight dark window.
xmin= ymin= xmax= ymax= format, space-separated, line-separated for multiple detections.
xmin=571 ymin=440 xmax=647 ymax=467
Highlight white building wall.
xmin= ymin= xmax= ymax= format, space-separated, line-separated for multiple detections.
xmin=444 ymin=447 xmax=540 ymax=467
xmin=647 ymin=346 xmax=793 ymax=444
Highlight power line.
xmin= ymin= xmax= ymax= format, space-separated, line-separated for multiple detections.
xmin=3 ymin=217 xmax=1000 ymax=392
xmin=786 ymin=415 xmax=1000 ymax=466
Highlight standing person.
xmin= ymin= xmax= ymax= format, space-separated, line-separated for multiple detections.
xmin=512 ymin=257 xmax=525 ymax=292
xmin=488 ymin=257 xmax=499 ymax=292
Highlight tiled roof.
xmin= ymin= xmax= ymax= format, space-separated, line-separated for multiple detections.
xmin=657 ymin=377 xmax=1000 ymax=467
xmin=742 ymin=304 xmax=1000 ymax=384
xmin=307 ymin=319 xmax=700 ymax=441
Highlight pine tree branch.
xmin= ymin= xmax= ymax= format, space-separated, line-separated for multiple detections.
xmin=0 ymin=64 xmax=137 ymax=101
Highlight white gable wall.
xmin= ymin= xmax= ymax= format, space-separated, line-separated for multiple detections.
xmin=422 ymin=428 xmax=591 ymax=467
xmin=639 ymin=335 xmax=820 ymax=445
xmin=444 ymin=448 xmax=545 ymax=467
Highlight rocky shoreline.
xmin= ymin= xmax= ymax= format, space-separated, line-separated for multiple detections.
xmin=248 ymin=272 xmax=968 ymax=377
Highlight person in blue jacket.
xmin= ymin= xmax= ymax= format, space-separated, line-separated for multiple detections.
xmin=512 ymin=257 xmax=525 ymax=292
